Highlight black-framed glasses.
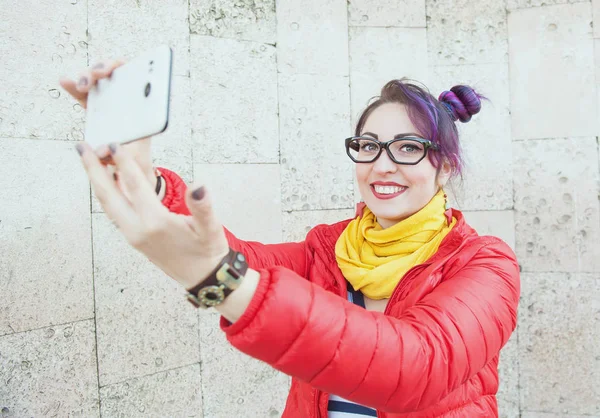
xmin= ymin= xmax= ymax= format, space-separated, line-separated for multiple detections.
xmin=345 ymin=135 xmax=439 ymax=165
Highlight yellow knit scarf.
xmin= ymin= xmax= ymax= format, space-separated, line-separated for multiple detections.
xmin=335 ymin=190 xmax=456 ymax=300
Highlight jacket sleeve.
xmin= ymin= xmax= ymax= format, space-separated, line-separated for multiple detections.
xmin=220 ymin=240 xmax=520 ymax=413
xmin=159 ymin=167 xmax=308 ymax=277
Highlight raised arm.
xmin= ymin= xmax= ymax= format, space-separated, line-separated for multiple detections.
xmin=219 ymin=239 xmax=520 ymax=413
xmin=159 ymin=167 xmax=308 ymax=277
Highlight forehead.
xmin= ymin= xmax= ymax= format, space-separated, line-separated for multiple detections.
xmin=361 ymin=102 xmax=420 ymax=139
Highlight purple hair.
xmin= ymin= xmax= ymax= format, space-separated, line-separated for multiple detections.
xmin=354 ymin=79 xmax=484 ymax=178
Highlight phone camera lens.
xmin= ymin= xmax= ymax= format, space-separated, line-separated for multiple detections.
xmin=144 ymin=83 xmax=151 ymax=97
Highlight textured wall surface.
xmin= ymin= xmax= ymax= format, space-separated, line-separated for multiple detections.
xmin=1 ymin=0 xmax=599 ymax=417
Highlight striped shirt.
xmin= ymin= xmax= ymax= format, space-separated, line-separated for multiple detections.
xmin=327 ymin=283 xmax=378 ymax=418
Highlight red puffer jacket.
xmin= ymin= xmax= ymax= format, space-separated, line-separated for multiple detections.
xmin=160 ymin=168 xmax=520 ymax=418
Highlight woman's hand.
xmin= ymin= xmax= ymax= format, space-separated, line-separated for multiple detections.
xmin=60 ymin=60 xmax=157 ymax=193
xmin=76 ymin=141 xmax=230 ymax=290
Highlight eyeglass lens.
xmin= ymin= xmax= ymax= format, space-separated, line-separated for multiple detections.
xmin=348 ymin=138 xmax=427 ymax=164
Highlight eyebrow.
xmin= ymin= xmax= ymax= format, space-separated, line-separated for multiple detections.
xmin=362 ymin=131 xmax=423 ymax=139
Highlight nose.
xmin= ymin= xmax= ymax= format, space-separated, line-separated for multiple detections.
xmin=371 ymin=149 xmax=398 ymax=174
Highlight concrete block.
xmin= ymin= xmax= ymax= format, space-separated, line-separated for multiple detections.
xmin=595 ymin=0 xmax=600 ymax=38
xmin=0 ymin=138 xmax=93 ymax=336
xmin=0 ymin=320 xmax=99 ymax=417
xmin=508 ymin=0 xmax=589 ymax=11
xmin=430 ymin=64 xmax=513 ymax=211
xmin=278 ymin=73 xmax=354 ymax=211
xmin=88 ymin=0 xmax=189 ymax=77
xmin=348 ymin=0 xmax=426 ymax=27
xmin=92 ymin=214 xmax=199 ymax=387
xmin=194 ymin=163 xmax=283 ymax=244
xmin=462 ymin=210 xmax=516 ymax=251
xmin=100 ymin=364 xmax=202 ymax=417
xmin=508 ymin=3 xmax=596 ymax=139
xmin=522 ymin=412 xmax=600 ymax=418
xmin=349 ymin=27 xmax=428 ymax=126
xmin=190 ymin=36 xmax=278 ymax=164
xmin=276 ymin=0 xmax=349 ymax=76
xmin=199 ymin=313 xmax=290 ymax=418
xmin=426 ymin=0 xmax=508 ymax=66
xmin=92 ymin=74 xmax=193 ymax=213
xmin=189 ymin=0 xmax=276 ymax=44
xmin=497 ymin=333 xmax=520 ymax=418
xmin=513 ymin=138 xmax=600 ymax=272
xmin=0 ymin=1 xmax=87 ymax=140
xmin=519 ymin=273 xmax=600 ymax=415
xmin=282 ymin=209 xmax=356 ymax=242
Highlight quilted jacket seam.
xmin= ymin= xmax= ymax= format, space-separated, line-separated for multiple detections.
xmin=347 ymin=310 xmax=380 ymax=399
xmin=276 ymin=281 xmax=317 ymax=367
xmin=308 ymin=298 xmax=349 ymax=383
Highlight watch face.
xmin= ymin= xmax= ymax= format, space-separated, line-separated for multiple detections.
xmin=199 ymin=285 xmax=225 ymax=307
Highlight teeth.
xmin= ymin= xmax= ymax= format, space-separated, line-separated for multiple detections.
xmin=373 ymin=185 xmax=405 ymax=194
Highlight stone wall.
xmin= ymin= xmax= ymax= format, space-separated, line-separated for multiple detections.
xmin=1 ymin=0 xmax=599 ymax=417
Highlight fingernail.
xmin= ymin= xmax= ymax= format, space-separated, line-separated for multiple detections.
xmin=113 ymin=173 xmax=119 ymax=181
xmin=92 ymin=62 xmax=104 ymax=70
xmin=75 ymin=143 xmax=84 ymax=156
xmin=192 ymin=186 xmax=205 ymax=201
xmin=109 ymin=143 xmax=117 ymax=155
xmin=78 ymin=76 xmax=88 ymax=87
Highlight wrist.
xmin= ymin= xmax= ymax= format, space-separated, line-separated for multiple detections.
xmin=214 ymin=268 xmax=259 ymax=323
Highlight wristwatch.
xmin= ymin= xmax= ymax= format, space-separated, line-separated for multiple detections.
xmin=186 ymin=249 xmax=248 ymax=308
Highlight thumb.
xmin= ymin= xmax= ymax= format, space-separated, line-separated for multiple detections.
xmin=185 ymin=184 xmax=222 ymax=235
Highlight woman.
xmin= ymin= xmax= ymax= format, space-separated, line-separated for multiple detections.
xmin=61 ymin=60 xmax=520 ymax=417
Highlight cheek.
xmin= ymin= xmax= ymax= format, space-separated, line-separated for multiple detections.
xmin=401 ymin=164 xmax=438 ymax=188
xmin=355 ymin=165 xmax=369 ymax=183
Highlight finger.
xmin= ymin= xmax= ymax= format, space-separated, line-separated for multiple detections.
xmin=76 ymin=142 xmax=139 ymax=233
xmin=90 ymin=58 xmax=126 ymax=79
xmin=95 ymin=144 xmax=114 ymax=165
xmin=59 ymin=77 xmax=88 ymax=107
xmin=185 ymin=184 xmax=224 ymax=237
xmin=107 ymin=142 xmax=164 ymax=220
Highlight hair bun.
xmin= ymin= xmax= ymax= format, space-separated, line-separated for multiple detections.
xmin=438 ymin=85 xmax=482 ymax=123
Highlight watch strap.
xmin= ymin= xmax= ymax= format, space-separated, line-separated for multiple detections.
xmin=186 ymin=249 xmax=248 ymax=308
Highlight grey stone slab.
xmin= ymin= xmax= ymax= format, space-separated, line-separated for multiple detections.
xmin=282 ymin=208 xmax=356 ymax=242
xmin=462 ymin=211 xmax=516 ymax=251
xmin=199 ymin=313 xmax=290 ymax=418
xmin=0 ymin=138 xmax=93 ymax=336
xmin=0 ymin=1 xmax=87 ymax=140
xmin=276 ymin=0 xmax=349 ymax=76
xmin=92 ymin=75 xmax=193 ymax=213
xmin=278 ymin=73 xmax=354 ymax=211
xmin=349 ymin=27 xmax=428 ymax=127
xmin=513 ymin=138 xmax=600 ymax=272
xmin=430 ymin=63 xmax=512 ymax=211
xmin=0 ymin=320 xmax=99 ymax=417
xmin=519 ymin=273 xmax=600 ymax=415
xmin=194 ymin=163 xmax=283 ymax=244
xmin=522 ymin=412 xmax=600 ymax=418
xmin=595 ymin=0 xmax=600 ymax=38
xmin=508 ymin=3 xmax=596 ymax=140
xmin=189 ymin=0 xmax=276 ymax=44
xmin=88 ymin=0 xmax=189 ymax=77
xmin=100 ymin=364 xmax=202 ymax=417
xmin=426 ymin=0 xmax=508 ymax=66
xmin=348 ymin=0 xmax=426 ymax=27
xmin=92 ymin=214 xmax=199 ymax=387
xmin=497 ymin=333 xmax=520 ymax=418
xmin=508 ymin=0 xmax=589 ymax=11
xmin=190 ymin=36 xmax=279 ymax=164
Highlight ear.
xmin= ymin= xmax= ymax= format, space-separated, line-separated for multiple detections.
xmin=436 ymin=161 xmax=453 ymax=188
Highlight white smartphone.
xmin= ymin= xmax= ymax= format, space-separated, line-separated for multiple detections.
xmin=84 ymin=45 xmax=173 ymax=148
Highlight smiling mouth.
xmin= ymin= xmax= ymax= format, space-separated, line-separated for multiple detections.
xmin=370 ymin=184 xmax=408 ymax=199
